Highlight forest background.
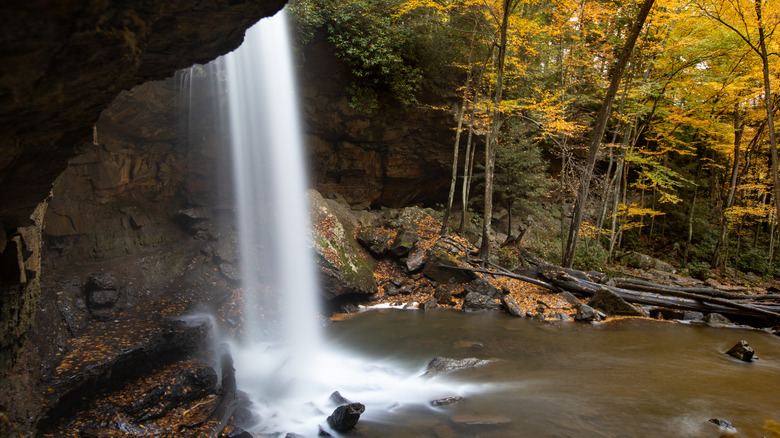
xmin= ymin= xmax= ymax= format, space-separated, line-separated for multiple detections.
xmin=288 ymin=0 xmax=780 ymax=280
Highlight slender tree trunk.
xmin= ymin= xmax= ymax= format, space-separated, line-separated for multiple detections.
xmin=478 ymin=0 xmax=516 ymax=263
xmin=442 ymin=24 xmax=483 ymax=235
xmin=684 ymin=184 xmax=698 ymax=265
xmin=713 ymin=106 xmax=743 ymax=270
xmin=441 ymin=98 xmax=469 ymax=234
xmin=459 ymin=124 xmax=476 ymax=233
xmin=562 ymin=0 xmax=656 ymax=268
xmin=756 ymin=9 xmax=780 ymax=246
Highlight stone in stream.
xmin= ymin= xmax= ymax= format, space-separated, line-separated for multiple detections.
xmin=501 ymin=294 xmax=524 ymax=317
xmin=328 ymin=391 xmax=351 ymax=406
xmin=708 ymin=418 xmax=738 ymax=433
xmin=326 ymin=402 xmax=365 ymax=432
xmin=725 ymin=340 xmax=756 ymax=362
xmin=422 ymin=356 xmax=495 ymax=378
xmin=574 ymin=303 xmax=601 ymax=322
xmin=703 ymin=312 xmax=732 ymax=326
xmin=430 ymin=396 xmax=463 ymax=407
xmin=587 ymin=287 xmax=647 ymax=317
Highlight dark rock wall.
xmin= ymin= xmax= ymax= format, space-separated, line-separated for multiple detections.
xmin=0 ymin=0 xmax=286 ymax=230
xmin=300 ymin=39 xmax=460 ymax=208
xmin=0 ymin=0 xmax=285 ymax=399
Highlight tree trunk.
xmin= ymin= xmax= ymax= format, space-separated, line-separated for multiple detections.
xmin=459 ymin=124 xmax=477 ymax=234
xmin=562 ymin=0 xmax=656 ymax=268
xmin=478 ymin=0 xmax=516 ymax=263
xmin=757 ymin=7 xmax=780 ymax=254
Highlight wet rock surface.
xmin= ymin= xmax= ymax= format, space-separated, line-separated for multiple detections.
xmin=422 ymin=357 xmax=495 ymax=378
xmin=588 ymin=288 xmax=647 ymax=317
xmin=725 ymin=340 xmax=756 ymax=362
xmin=326 ymin=402 xmax=365 ymax=432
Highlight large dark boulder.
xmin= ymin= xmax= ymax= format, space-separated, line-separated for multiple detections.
xmin=326 ymin=402 xmax=365 ymax=432
xmin=308 ymin=190 xmax=378 ymax=299
xmin=587 ymin=288 xmax=647 ymax=317
xmin=462 ymin=292 xmax=502 ymax=312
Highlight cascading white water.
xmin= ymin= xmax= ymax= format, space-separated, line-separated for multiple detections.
xmin=181 ymin=10 xmax=492 ymax=437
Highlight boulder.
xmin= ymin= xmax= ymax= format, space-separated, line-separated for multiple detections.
xmin=682 ymin=311 xmax=705 ymax=322
xmin=328 ymin=391 xmax=351 ymax=406
xmin=462 ymin=292 xmax=502 ymax=312
xmin=389 ymin=228 xmax=417 ymax=257
xmin=308 ymin=190 xmax=377 ymax=300
xmin=464 ymin=278 xmax=502 ymax=299
xmin=422 ymin=240 xmax=475 ymax=285
xmin=703 ymin=313 xmax=732 ymax=326
xmin=422 ymin=356 xmax=495 ymax=378
xmin=500 ymin=295 xmax=524 ymax=317
xmin=619 ymin=252 xmax=676 ymax=273
xmin=433 ymin=286 xmax=454 ymax=305
xmin=326 ymin=402 xmax=365 ymax=432
xmin=574 ymin=303 xmax=600 ymax=322
xmin=725 ymin=340 xmax=756 ymax=362
xmin=649 ymin=308 xmax=686 ymax=320
xmin=356 ymin=227 xmax=392 ymax=257
xmin=587 ymin=288 xmax=647 ymax=317
xmin=430 ymin=396 xmax=462 ymax=407
xmin=405 ymin=243 xmax=427 ymax=272
xmin=422 ymin=298 xmax=439 ymax=311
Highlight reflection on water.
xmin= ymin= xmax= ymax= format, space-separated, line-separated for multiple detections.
xmin=324 ymin=309 xmax=780 ymax=438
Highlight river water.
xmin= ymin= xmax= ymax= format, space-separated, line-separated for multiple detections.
xmin=195 ymin=9 xmax=780 ymax=438
xmin=322 ymin=309 xmax=780 ymax=438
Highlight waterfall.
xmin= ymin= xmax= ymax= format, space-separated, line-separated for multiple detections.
xmin=176 ymin=9 xmax=485 ymax=437
xmin=220 ymin=10 xmax=326 ymax=433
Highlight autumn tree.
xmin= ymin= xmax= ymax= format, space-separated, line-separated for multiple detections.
xmin=562 ymin=0 xmax=657 ymax=268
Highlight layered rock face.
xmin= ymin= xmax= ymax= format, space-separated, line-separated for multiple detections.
xmin=0 ymin=0 xmax=284 ymax=394
xmin=0 ymin=0 xmax=286 ymax=230
xmin=300 ymin=40 xmax=459 ymax=208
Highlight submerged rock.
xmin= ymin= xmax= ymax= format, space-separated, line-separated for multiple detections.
xmin=422 ymin=356 xmax=495 ymax=378
xmin=726 ymin=340 xmax=756 ymax=362
xmin=326 ymin=402 xmax=365 ymax=432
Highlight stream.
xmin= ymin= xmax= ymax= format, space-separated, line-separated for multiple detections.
xmin=317 ymin=309 xmax=780 ymax=437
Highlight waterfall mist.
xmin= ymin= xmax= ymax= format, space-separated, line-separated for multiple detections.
xmin=177 ymin=10 xmax=483 ymax=437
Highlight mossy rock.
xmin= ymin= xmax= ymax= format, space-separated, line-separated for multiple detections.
xmin=308 ymin=190 xmax=377 ymax=300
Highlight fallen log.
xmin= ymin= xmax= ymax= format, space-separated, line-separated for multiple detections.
xmin=546 ymin=273 xmax=780 ymax=322
xmin=438 ymin=264 xmax=557 ymax=291
xmin=612 ymin=278 xmax=754 ymax=300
